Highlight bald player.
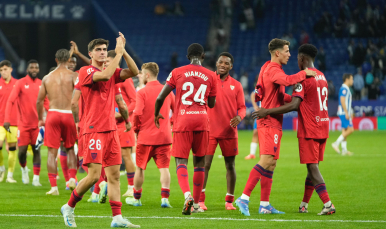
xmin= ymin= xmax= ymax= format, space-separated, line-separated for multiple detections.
xmin=36 ymin=49 xmax=78 ymax=195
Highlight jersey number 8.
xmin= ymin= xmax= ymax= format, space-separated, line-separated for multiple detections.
xmin=181 ymin=82 xmax=207 ymax=105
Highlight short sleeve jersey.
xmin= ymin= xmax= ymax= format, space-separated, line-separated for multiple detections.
xmin=292 ymin=68 xmax=329 ymax=139
xmin=337 ymin=84 xmax=352 ymax=116
xmin=77 ymin=65 xmax=123 ymax=134
xmin=166 ymin=64 xmax=217 ymax=132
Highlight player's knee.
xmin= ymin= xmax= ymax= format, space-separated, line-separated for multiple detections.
xmin=225 ymin=162 xmax=235 ymax=171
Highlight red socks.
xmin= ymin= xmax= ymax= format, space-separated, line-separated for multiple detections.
xmin=315 ymin=183 xmax=330 ymax=204
xmin=134 ymin=188 xmax=142 ymax=200
xmin=127 ymin=172 xmax=135 ymax=186
xmin=225 ymin=195 xmax=234 ymax=203
xmin=60 ymin=152 xmax=69 ymax=182
xmin=33 ymin=163 xmax=41 ymax=175
xmin=303 ymin=178 xmax=314 ymax=203
xmin=193 ymin=167 xmax=205 ymax=203
xmin=109 ymin=200 xmax=122 ymax=216
xmin=69 ymin=169 xmax=77 ymax=179
xmin=48 ymin=173 xmax=57 ymax=187
xmin=20 ymin=161 xmax=27 ymax=168
xmin=68 ymin=189 xmax=83 ymax=208
xmin=242 ymin=164 xmax=263 ymax=196
xmin=199 ymin=190 xmax=205 ymax=202
xmin=260 ymin=169 xmax=273 ymax=202
xmin=161 ymin=188 xmax=170 ymax=199
xmin=176 ymin=164 xmax=190 ymax=194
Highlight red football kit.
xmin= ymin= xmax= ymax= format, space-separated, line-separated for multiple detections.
xmin=0 ymin=77 xmax=18 ymax=126
xmin=5 ymin=75 xmax=48 ymax=146
xmin=115 ymin=78 xmax=136 ymax=148
xmin=74 ymin=82 xmax=85 ymax=157
xmin=78 ymin=65 xmax=124 ymax=167
xmin=133 ymin=80 xmax=174 ymax=169
xmin=207 ymin=73 xmax=246 ymax=157
xmin=292 ymin=68 xmax=329 ymax=164
xmin=256 ymin=61 xmax=306 ymax=159
xmin=44 ymin=109 xmax=77 ymax=149
xmin=166 ymin=64 xmax=217 ymax=159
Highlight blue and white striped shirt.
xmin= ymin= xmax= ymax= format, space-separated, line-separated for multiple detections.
xmin=337 ymin=84 xmax=352 ymax=116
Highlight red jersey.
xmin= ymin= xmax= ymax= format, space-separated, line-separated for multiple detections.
xmin=5 ymin=75 xmax=44 ymax=128
xmin=292 ymin=68 xmax=329 ymax=139
xmin=0 ymin=77 xmax=18 ymax=126
xmin=166 ymin=64 xmax=217 ymax=132
xmin=77 ymin=65 xmax=124 ymax=134
xmin=257 ymin=62 xmax=306 ymax=130
xmin=208 ymin=73 xmax=246 ymax=139
xmin=133 ymin=80 xmax=174 ymax=145
xmin=115 ymin=78 xmax=136 ymax=129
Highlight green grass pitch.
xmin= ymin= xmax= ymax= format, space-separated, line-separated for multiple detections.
xmin=0 ymin=130 xmax=385 ymax=228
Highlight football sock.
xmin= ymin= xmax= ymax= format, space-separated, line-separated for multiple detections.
xmin=48 ymin=173 xmax=57 ymax=187
xmin=260 ymin=168 xmax=273 ymax=202
xmin=250 ymin=142 xmax=258 ymax=156
xmin=7 ymin=171 xmax=13 ymax=178
xmin=69 ymin=168 xmax=77 ymax=179
xmin=193 ymin=167 xmax=205 ymax=204
xmin=303 ymin=178 xmax=314 ymax=203
xmin=33 ymin=163 xmax=41 ymax=175
xmin=241 ymin=194 xmax=250 ymax=201
xmin=7 ymin=148 xmax=17 ymax=173
xmin=60 ymin=151 xmax=69 ymax=182
xmin=242 ymin=164 xmax=264 ymax=197
xmin=127 ymin=172 xmax=135 ymax=186
xmin=260 ymin=201 xmax=269 ymax=207
xmin=19 ymin=161 xmax=27 ymax=168
xmin=161 ymin=188 xmax=170 ymax=199
xmin=176 ymin=164 xmax=190 ymax=195
xmin=109 ymin=200 xmax=122 ymax=216
xmin=335 ymin=135 xmax=344 ymax=145
xmin=225 ymin=193 xmax=234 ymax=203
xmin=68 ymin=189 xmax=83 ymax=208
xmin=315 ymin=183 xmax=330 ymax=204
xmin=199 ymin=189 xmax=205 ymax=202
xmin=134 ymin=188 xmax=142 ymax=200
xmin=341 ymin=141 xmax=347 ymax=152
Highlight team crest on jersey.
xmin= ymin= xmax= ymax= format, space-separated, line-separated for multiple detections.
xmin=75 ymin=77 xmax=79 ymax=85
xmin=230 ymin=85 xmax=235 ymax=90
xmin=180 ymin=109 xmax=185 ymax=115
xmin=25 ymin=85 xmax=29 ymax=89
xmin=342 ymin=90 xmax=346 ymax=95
xmin=294 ymin=83 xmax=302 ymax=92
xmin=91 ymin=153 xmax=97 ymax=160
xmin=316 ymin=116 xmax=320 ymax=122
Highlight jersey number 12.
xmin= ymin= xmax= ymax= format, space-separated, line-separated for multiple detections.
xmin=317 ymin=87 xmax=328 ymax=111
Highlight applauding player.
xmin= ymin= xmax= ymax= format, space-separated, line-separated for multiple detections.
xmin=155 ymin=43 xmax=217 ymax=215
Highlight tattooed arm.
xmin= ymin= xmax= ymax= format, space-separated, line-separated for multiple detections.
xmin=115 ymin=94 xmax=131 ymax=131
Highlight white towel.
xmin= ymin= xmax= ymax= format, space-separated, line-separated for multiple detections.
xmin=35 ymin=127 xmax=45 ymax=150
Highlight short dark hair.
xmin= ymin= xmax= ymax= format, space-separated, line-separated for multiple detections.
xmin=187 ymin=43 xmax=204 ymax=58
xmin=27 ymin=59 xmax=39 ymax=67
xmin=298 ymin=44 xmax=318 ymax=59
xmin=343 ymin=73 xmax=352 ymax=82
xmin=218 ymin=52 xmax=234 ymax=64
xmin=55 ymin=49 xmax=70 ymax=63
xmin=0 ymin=60 xmax=12 ymax=68
xmin=268 ymin=38 xmax=290 ymax=53
xmin=107 ymin=50 xmax=116 ymax=58
xmin=88 ymin=38 xmax=109 ymax=52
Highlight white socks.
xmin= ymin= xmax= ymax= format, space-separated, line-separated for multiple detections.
xmin=33 ymin=175 xmax=39 ymax=180
xmin=324 ymin=200 xmax=332 ymax=207
xmin=193 ymin=203 xmax=199 ymax=208
xmin=7 ymin=171 xmax=13 ymax=178
xmin=341 ymin=141 xmax=347 ymax=152
xmin=260 ymin=201 xmax=269 ymax=207
xmin=184 ymin=192 xmax=191 ymax=199
xmin=226 ymin=193 xmax=234 ymax=196
xmin=250 ymin=142 xmax=258 ymax=155
xmin=201 ymin=189 xmax=205 ymax=192
xmin=113 ymin=214 xmax=123 ymax=221
xmin=128 ymin=185 xmax=134 ymax=189
xmin=241 ymin=194 xmax=250 ymax=201
xmin=300 ymin=201 xmax=308 ymax=209
xmin=335 ymin=135 xmax=344 ymax=145
xmin=0 ymin=165 xmax=5 ymax=171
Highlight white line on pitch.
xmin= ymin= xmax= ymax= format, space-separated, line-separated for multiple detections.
xmin=0 ymin=214 xmax=385 ymax=223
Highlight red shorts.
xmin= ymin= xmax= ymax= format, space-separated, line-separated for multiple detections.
xmin=82 ymin=131 xmax=122 ymax=168
xmin=17 ymin=126 xmax=39 ymax=146
xmin=298 ymin=138 xmax=326 ymax=164
xmin=172 ymin=131 xmax=209 ymax=159
xmin=258 ymin=127 xmax=282 ymax=160
xmin=207 ymin=137 xmax=238 ymax=157
xmin=136 ymin=144 xmax=171 ymax=170
xmin=118 ymin=127 xmax=135 ymax=147
xmin=77 ymin=134 xmax=84 ymax=157
xmin=44 ymin=110 xmax=77 ymax=149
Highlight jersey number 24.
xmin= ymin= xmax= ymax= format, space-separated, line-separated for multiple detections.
xmin=181 ymin=82 xmax=207 ymax=105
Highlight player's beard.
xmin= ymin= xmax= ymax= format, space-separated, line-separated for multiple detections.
xmin=27 ymin=71 xmax=39 ymax=79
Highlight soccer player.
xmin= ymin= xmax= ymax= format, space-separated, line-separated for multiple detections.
xmin=199 ymin=52 xmax=246 ymax=211
xmin=253 ymin=44 xmax=336 ymax=215
xmin=126 ymin=62 xmax=174 ymax=208
xmin=235 ymin=38 xmax=316 ymax=216
xmin=4 ymin=59 xmax=48 ymax=186
xmin=245 ymin=91 xmax=259 ymax=160
xmin=332 ymin=74 xmax=354 ymax=156
xmin=155 ymin=43 xmax=217 ymax=215
xmin=60 ymin=34 xmax=140 ymax=228
xmin=0 ymin=60 xmax=18 ymax=183
xmin=36 ymin=49 xmax=78 ymax=195
xmin=106 ymin=50 xmax=137 ymax=198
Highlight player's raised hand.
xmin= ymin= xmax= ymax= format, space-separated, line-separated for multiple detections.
xmin=230 ymin=115 xmax=242 ymax=128
xmin=154 ymin=114 xmax=165 ymax=129
xmin=252 ymin=107 xmax=268 ymax=120
xmin=304 ymin=68 xmax=316 ymax=77
xmin=115 ymin=37 xmax=124 ymax=55
xmin=118 ymin=32 xmax=126 ymax=46
xmin=70 ymin=41 xmax=79 ymax=55
xmin=125 ymin=122 xmax=132 ymax=132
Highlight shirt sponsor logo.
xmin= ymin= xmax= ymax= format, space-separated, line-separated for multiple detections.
xmin=87 ymin=68 xmax=94 ymax=75
xmin=25 ymin=85 xmax=29 ymax=89
xmin=230 ymin=85 xmax=235 ymax=90
xmin=186 ymin=111 xmax=207 ymax=115
xmin=89 ymin=126 xmax=94 ymax=129
xmin=180 ymin=109 xmax=185 ymax=115
xmin=294 ymin=83 xmax=302 ymax=92
xmin=321 ymin=118 xmax=329 ymax=121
